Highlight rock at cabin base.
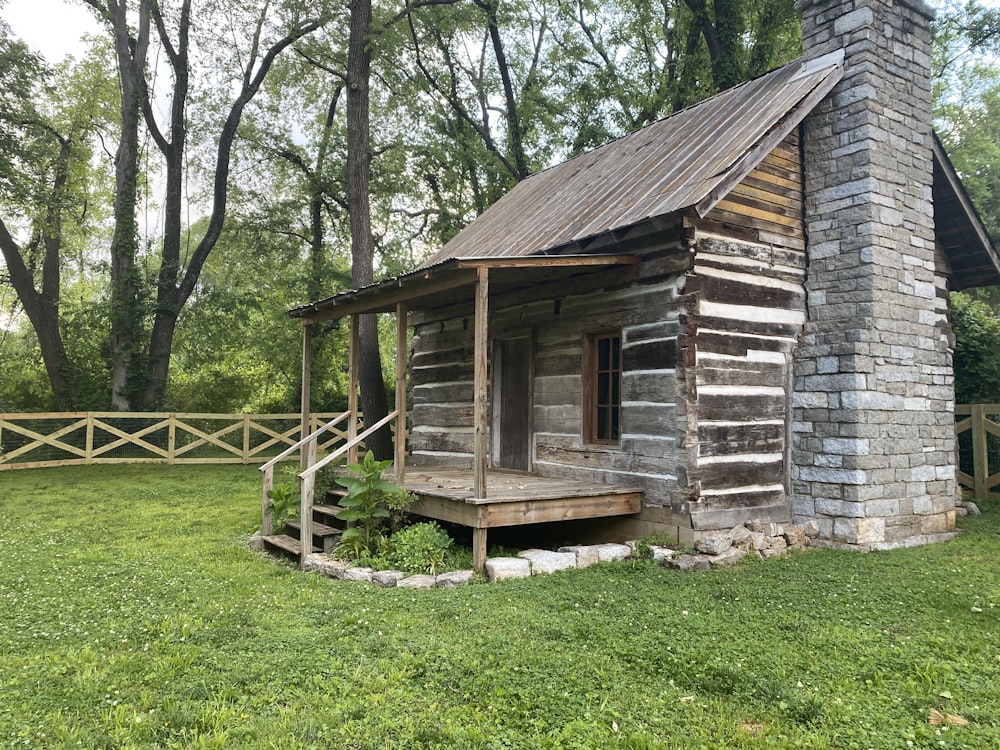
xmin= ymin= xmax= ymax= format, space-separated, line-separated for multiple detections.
xmin=485 ymin=557 xmax=532 ymax=582
xmin=519 ymin=549 xmax=577 ymax=574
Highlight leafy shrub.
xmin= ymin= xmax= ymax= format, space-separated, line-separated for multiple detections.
xmin=266 ymin=465 xmax=300 ymax=533
xmin=387 ymin=522 xmax=454 ymax=575
xmin=334 ymin=451 xmax=411 ymax=560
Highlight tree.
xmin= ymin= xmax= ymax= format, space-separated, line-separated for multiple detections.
xmin=79 ymin=0 xmax=324 ymax=409
xmin=0 ymin=26 xmax=116 ymax=409
xmin=951 ymin=292 xmax=1000 ymax=403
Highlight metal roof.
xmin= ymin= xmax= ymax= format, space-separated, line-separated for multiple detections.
xmin=420 ymin=51 xmax=846 ymax=267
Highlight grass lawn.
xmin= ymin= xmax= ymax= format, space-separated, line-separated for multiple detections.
xmin=1 ymin=464 xmax=998 ymax=749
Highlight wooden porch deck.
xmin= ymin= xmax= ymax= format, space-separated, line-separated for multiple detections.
xmin=396 ymin=469 xmax=642 ymax=571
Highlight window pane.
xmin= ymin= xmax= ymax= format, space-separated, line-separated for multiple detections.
xmin=597 ymin=407 xmax=608 ymax=439
xmin=611 ymin=407 xmax=620 ymax=440
xmin=611 ymin=372 xmax=620 ymax=405
xmin=598 ymin=372 xmax=609 ymax=404
xmin=598 ymin=338 xmax=610 ymax=370
xmin=612 ymin=336 xmax=621 ymax=368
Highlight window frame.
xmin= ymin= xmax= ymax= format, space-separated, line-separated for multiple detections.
xmin=582 ymin=330 xmax=622 ymax=445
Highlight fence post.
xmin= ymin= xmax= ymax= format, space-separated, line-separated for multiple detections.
xmin=243 ymin=414 xmax=251 ymax=464
xmin=168 ymin=415 xmax=176 ymax=463
xmin=86 ymin=413 xmax=94 ymax=464
xmin=972 ymin=404 xmax=988 ymax=500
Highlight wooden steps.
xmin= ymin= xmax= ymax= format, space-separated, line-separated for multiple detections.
xmin=260 ymin=533 xmax=319 ymax=558
xmin=261 ymin=497 xmax=348 ymax=561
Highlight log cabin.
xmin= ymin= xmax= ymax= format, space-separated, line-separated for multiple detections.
xmin=287 ymin=0 xmax=1000 ymax=569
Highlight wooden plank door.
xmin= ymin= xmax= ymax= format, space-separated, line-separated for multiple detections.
xmin=494 ymin=336 xmax=532 ymax=470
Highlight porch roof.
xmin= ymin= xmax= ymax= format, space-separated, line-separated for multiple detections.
xmin=288 ymin=254 xmax=641 ymax=323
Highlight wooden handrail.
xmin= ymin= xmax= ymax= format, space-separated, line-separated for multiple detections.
xmin=260 ymin=410 xmax=355 ymax=537
xmin=299 ymin=410 xmax=399 ymax=480
xmin=259 ymin=411 xmax=352 ymax=473
xmin=294 ymin=409 xmax=400 ymax=566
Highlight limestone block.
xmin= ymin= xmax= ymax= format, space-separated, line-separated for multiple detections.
xmin=372 ymin=570 xmax=406 ymax=588
xmin=919 ymin=511 xmax=955 ymax=535
xmin=343 ymin=567 xmax=374 ymax=583
xmin=833 ymin=517 xmax=885 ymax=545
xmin=519 ymin=549 xmax=577 ymax=575
xmin=709 ymin=548 xmax=746 ymax=568
xmin=962 ymin=501 xmax=981 ymax=516
xmin=436 ymin=570 xmax=475 ymax=588
xmin=396 ymin=574 xmax=437 ymax=589
xmin=485 ymin=557 xmax=532 ymax=582
xmin=665 ymin=554 xmax=711 ymax=572
xmin=594 ymin=543 xmax=632 ymax=562
xmin=761 ymin=547 xmax=787 ymax=559
xmin=803 ymin=520 xmax=821 ymax=538
xmin=650 ymin=546 xmax=675 ymax=563
xmin=559 ymin=545 xmax=600 ymax=568
xmin=695 ymin=535 xmax=732 ymax=556
xmin=783 ymin=526 xmax=808 ymax=547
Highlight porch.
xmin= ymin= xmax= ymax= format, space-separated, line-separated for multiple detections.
xmin=399 ymin=469 xmax=642 ymax=570
xmin=264 ymin=255 xmax=646 ymax=572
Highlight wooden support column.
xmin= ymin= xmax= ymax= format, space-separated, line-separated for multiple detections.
xmin=473 ymin=266 xmax=490 ymax=500
xmin=972 ymin=403 xmax=988 ymax=500
xmin=348 ymin=314 xmax=360 ymax=465
xmin=395 ymin=303 xmax=407 ymax=480
xmin=472 ymin=267 xmax=490 ymax=572
xmin=300 ymin=322 xmax=313 ymax=469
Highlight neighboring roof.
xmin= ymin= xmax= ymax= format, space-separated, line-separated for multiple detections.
xmin=288 ymin=255 xmax=641 ymax=322
xmin=420 ymin=50 xmax=846 ymax=267
xmin=931 ymin=134 xmax=1000 ymax=289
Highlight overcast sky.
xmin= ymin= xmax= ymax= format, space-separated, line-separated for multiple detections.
xmin=1 ymin=0 xmax=101 ymax=63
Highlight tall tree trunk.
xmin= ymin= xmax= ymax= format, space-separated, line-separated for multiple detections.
xmin=347 ymin=0 xmax=392 ymax=459
xmin=0 ymin=221 xmax=73 ymax=410
xmin=86 ymin=0 xmax=151 ymax=410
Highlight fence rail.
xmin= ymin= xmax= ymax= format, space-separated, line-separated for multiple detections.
xmin=0 ymin=412 xmax=348 ymax=471
xmin=955 ymin=404 xmax=1000 ymax=500
xmin=3 ymin=407 xmax=998 ymax=496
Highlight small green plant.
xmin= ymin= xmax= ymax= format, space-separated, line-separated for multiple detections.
xmin=387 ymin=522 xmax=454 ymax=575
xmin=266 ymin=466 xmax=300 ymax=533
xmin=334 ymin=451 xmax=410 ymax=559
xmin=633 ymin=533 xmax=675 ymax=559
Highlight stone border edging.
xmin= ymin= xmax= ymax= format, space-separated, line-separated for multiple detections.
xmin=262 ymin=519 xmax=819 ymax=588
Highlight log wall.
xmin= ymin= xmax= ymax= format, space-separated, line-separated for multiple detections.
xmin=408 ymin=130 xmax=810 ymax=532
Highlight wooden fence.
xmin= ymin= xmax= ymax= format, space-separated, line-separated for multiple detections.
xmin=955 ymin=404 xmax=1000 ymax=500
xmin=0 ymin=412 xmax=348 ymax=471
xmin=2 ymin=408 xmax=998 ymax=495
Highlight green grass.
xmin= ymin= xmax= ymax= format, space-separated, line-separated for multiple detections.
xmin=1 ymin=464 xmax=998 ymax=749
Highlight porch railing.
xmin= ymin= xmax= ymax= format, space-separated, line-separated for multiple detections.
xmin=291 ymin=410 xmax=401 ymax=565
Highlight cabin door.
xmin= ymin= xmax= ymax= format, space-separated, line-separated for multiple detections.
xmin=493 ymin=335 xmax=532 ymax=471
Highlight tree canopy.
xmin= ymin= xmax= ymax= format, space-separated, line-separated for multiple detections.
xmin=0 ymin=0 xmax=998 ymax=413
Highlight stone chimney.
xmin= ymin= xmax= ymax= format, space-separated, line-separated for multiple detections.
xmin=792 ymin=0 xmax=958 ymax=548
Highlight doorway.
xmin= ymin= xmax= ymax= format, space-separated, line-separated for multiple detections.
xmin=493 ymin=335 xmax=532 ymax=471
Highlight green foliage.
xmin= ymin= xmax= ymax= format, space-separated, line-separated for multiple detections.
xmin=951 ymin=291 xmax=1000 ymax=403
xmin=386 ymin=521 xmax=454 ymax=575
xmin=3 ymin=464 xmax=1000 ymax=748
xmin=632 ymin=533 xmax=676 ymax=560
xmin=334 ymin=450 xmax=410 ymax=559
xmin=265 ymin=466 xmax=301 ymax=534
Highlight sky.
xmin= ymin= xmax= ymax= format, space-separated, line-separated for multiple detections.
xmin=0 ymin=0 xmax=101 ymax=63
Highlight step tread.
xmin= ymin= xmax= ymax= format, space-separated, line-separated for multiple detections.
xmin=261 ymin=534 xmax=320 ymax=556
xmin=284 ymin=519 xmax=341 ymax=537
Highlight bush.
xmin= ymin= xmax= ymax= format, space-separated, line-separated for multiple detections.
xmin=386 ymin=522 xmax=455 ymax=575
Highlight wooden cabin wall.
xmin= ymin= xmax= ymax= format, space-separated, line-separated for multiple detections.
xmin=682 ymin=129 xmax=808 ymax=530
xmin=408 ymin=238 xmax=695 ymax=507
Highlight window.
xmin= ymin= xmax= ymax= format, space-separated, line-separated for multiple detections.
xmin=584 ymin=332 xmax=621 ymax=444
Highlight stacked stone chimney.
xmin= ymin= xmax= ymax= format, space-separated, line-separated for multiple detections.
xmin=792 ymin=0 xmax=959 ymax=548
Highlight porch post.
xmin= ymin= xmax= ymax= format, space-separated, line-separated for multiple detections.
xmin=348 ymin=313 xmax=360 ymax=465
xmin=473 ymin=266 xmax=489 ymax=499
xmin=300 ymin=322 xmax=313 ymax=470
xmin=395 ymin=303 xmax=407 ymax=480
